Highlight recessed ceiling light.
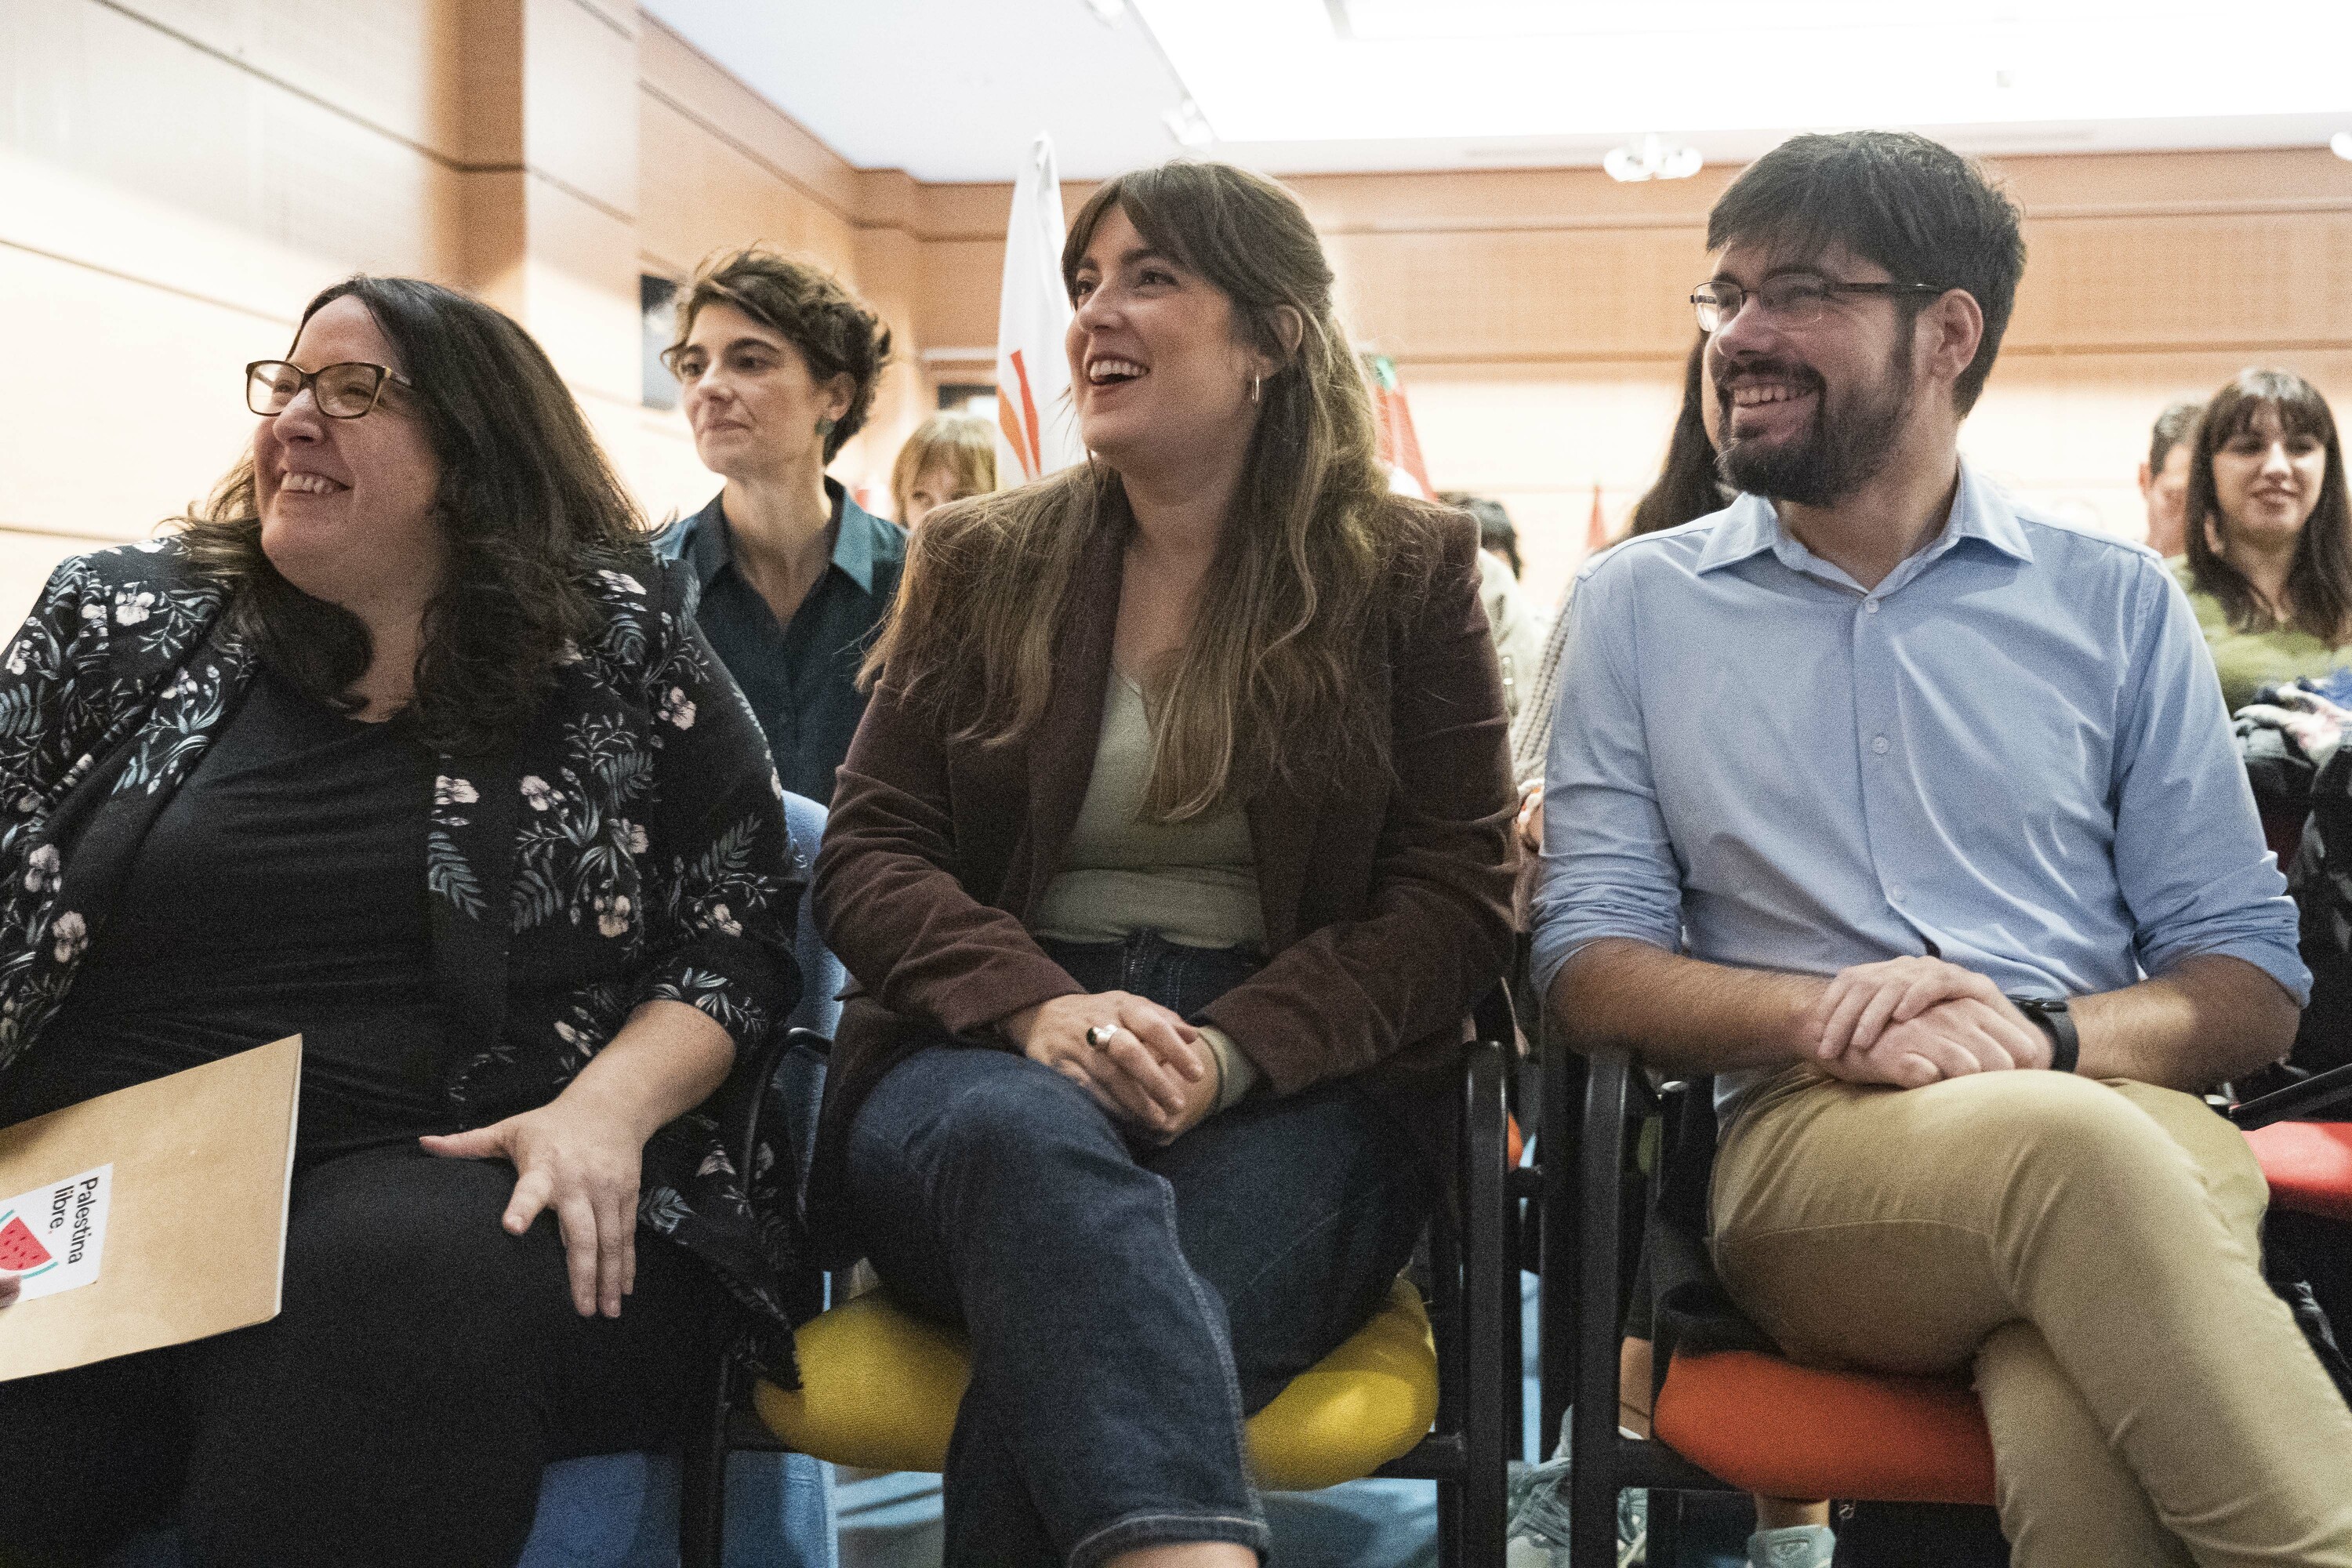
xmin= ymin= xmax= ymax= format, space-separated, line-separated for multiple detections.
xmin=1603 ymin=134 xmax=1702 ymax=182
xmin=2332 ymin=131 xmax=2352 ymax=160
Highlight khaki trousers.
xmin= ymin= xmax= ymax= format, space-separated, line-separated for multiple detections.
xmin=1711 ymin=1066 xmax=2352 ymax=1568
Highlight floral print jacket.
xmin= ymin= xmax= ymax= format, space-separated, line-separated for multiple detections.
xmin=0 ymin=539 xmax=813 ymax=1376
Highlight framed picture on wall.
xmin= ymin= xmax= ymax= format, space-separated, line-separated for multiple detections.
xmin=938 ymin=382 xmax=995 ymax=419
xmin=641 ymin=276 xmax=681 ymax=412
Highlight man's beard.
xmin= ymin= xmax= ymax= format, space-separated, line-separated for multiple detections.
xmin=1715 ymin=343 xmax=1915 ymax=507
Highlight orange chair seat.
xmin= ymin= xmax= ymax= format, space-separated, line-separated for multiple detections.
xmin=1653 ymin=1351 xmax=1995 ymax=1505
xmin=2245 ymin=1121 xmax=2352 ymax=1223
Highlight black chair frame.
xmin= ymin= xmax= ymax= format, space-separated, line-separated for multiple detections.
xmin=680 ymin=993 xmax=1521 ymax=1567
xmin=2232 ymin=1058 xmax=2352 ymax=1129
xmin=1538 ymin=1046 xmax=1739 ymax=1568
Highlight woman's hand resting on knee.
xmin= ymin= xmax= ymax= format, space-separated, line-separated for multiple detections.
xmin=421 ymin=1000 xmax=737 ymax=1319
xmin=422 ymin=1094 xmax=651 ymax=1319
xmin=999 ymin=993 xmax=1216 ymax=1142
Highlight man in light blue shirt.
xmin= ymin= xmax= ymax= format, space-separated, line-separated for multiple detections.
xmin=1532 ymin=131 xmax=2352 ymax=1567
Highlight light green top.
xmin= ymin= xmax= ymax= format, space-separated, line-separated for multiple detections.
xmin=1033 ymin=672 xmax=1265 ymax=1109
xmin=2172 ymin=558 xmax=2352 ymax=713
xmin=1035 ymin=673 xmax=1266 ymax=949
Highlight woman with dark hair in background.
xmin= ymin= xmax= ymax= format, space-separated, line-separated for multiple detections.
xmin=811 ymin=160 xmax=1516 ymax=1566
xmin=2185 ymin=374 xmax=2352 ymax=1138
xmin=0 ymin=278 xmax=800 ymax=1567
xmin=659 ymin=246 xmax=902 ymax=807
xmin=1510 ymin=333 xmax=1727 ymax=832
xmin=1624 ymin=335 xmax=1732 ymax=544
xmin=2176 ymin=367 xmax=2352 ymax=712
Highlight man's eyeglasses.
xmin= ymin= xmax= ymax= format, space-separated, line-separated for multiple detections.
xmin=245 ymin=361 xmax=416 ymax=419
xmin=1691 ymin=276 xmax=1945 ymax=335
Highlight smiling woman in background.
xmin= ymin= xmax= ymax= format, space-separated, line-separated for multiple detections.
xmin=2176 ymin=367 xmax=2352 ymax=712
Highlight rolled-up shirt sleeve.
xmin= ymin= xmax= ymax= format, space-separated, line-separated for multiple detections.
xmin=2111 ymin=565 xmax=2310 ymax=1002
xmin=1527 ymin=557 xmax=1686 ymax=999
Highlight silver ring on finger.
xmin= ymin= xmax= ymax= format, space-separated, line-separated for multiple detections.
xmin=1086 ymin=1023 xmax=1117 ymax=1050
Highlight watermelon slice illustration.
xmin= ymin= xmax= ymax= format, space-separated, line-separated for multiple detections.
xmin=0 ymin=1209 xmax=53 ymax=1272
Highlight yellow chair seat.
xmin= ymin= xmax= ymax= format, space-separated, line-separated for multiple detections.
xmin=753 ymin=1276 xmax=1439 ymax=1492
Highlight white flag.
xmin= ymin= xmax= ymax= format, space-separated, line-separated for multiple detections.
xmin=995 ymin=135 xmax=1086 ymax=482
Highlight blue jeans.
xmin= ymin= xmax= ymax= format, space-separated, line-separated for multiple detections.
xmin=846 ymin=930 xmax=1432 ymax=1566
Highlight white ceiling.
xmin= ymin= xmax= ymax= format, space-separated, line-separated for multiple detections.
xmin=641 ymin=0 xmax=1189 ymax=183
xmin=642 ymin=0 xmax=2352 ymax=185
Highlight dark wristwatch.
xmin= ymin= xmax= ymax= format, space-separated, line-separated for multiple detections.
xmin=2008 ymin=995 xmax=2079 ymax=1074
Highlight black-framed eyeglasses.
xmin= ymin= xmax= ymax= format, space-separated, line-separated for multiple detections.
xmin=1690 ymin=276 xmax=1946 ymax=335
xmin=245 ymin=360 xmax=416 ymax=419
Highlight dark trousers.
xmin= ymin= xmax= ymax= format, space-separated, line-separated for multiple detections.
xmin=0 ymin=1143 xmax=733 ymax=1568
xmin=846 ymin=930 xmax=1432 ymax=1567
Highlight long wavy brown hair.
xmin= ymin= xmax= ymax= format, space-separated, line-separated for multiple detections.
xmin=178 ymin=277 xmax=646 ymax=756
xmin=865 ymin=161 xmax=1433 ymax=821
xmin=2182 ymin=368 xmax=2352 ymax=644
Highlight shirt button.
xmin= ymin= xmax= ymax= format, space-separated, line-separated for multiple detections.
xmin=1871 ymin=735 xmax=1890 ymax=754
xmin=1864 ymin=600 xmax=1880 ymax=614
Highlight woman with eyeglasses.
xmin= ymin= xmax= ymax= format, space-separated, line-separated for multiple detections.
xmin=0 ymin=278 xmax=804 ymax=1567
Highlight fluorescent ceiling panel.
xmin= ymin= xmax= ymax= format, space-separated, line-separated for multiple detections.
xmin=1338 ymin=0 xmax=1893 ymax=40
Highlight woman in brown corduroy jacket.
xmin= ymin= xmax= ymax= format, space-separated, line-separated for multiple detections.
xmin=810 ymin=162 xmax=1516 ymax=1568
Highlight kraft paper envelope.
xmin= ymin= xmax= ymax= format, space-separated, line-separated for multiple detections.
xmin=0 ymin=1035 xmax=300 ymax=1381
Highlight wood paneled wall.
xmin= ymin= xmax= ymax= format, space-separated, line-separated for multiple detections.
xmin=6 ymin=0 xmax=2351 ymax=621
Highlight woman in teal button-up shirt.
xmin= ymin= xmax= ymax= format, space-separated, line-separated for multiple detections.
xmin=659 ymin=247 xmax=906 ymax=806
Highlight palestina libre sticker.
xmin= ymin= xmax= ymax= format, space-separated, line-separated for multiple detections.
xmin=0 ymin=1163 xmax=112 ymax=1301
